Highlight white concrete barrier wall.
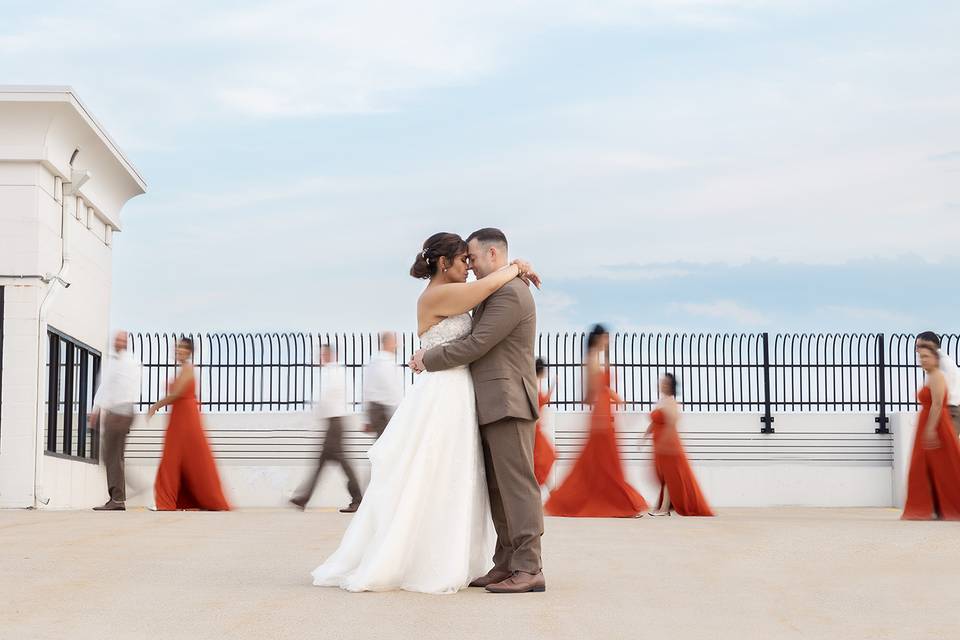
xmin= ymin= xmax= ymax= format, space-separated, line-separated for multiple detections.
xmin=890 ymin=412 xmax=917 ymax=509
xmin=552 ymin=410 xmax=896 ymax=508
xmin=124 ymin=413 xmax=369 ymax=510
xmin=35 ymin=409 xmax=909 ymax=510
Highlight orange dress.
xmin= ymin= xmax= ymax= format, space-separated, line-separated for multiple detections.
xmin=544 ymin=369 xmax=647 ymax=517
xmin=533 ymin=390 xmax=557 ymax=486
xmin=902 ymin=385 xmax=960 ymax=520
xmin=650 ymin=408 xmax=714 ymax=516
xmin=154 ymin=378 xmax=230 ymax=511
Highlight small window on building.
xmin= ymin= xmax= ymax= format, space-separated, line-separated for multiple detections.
xmin=45 ymin=328 xmax=100 ymax=462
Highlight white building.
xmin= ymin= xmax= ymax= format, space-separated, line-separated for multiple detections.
xmin=0 ymin=86 xmax=145 ymax=508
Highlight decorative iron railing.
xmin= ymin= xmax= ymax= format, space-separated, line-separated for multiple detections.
xmin=126 ymin=332 xmax=959 ymax=433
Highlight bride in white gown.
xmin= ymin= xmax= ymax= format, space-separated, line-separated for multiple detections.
xmin=311 ymin=232 xmax=538 ymax=594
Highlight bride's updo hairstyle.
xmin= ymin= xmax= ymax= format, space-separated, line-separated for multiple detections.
xmin=410 ymin=232 xmax=468 ymax=279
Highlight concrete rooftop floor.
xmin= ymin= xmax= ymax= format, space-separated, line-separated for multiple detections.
xmin=1 ymin=507 xmax=957 ymax=640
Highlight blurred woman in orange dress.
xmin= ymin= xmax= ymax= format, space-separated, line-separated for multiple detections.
xmin=646 ymin=373 xmax=713 ymax=517
xmin=148 ymin=338 xmax=230 ymax=511
xmin=902 ymin=345 xmax=960 ymax=520
xmin=533 ymin=358 xmax=556 ymax=486
xmin=544 ymin=325 xmax=647 ymax=517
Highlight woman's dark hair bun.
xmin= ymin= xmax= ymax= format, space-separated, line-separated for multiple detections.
xmin=663 ymin=372 xmax=678 ymax=396
xmin=535 ymin=357 xmax=546 ymax=375
xmin=587 ymin=323 xmax=608 ymax=349
xmin=410 ymin=232 xmax=467 ymax=279
xmin=177 ymin=336 xmax=195 ymax=354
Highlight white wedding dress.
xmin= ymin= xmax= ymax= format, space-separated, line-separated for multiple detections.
xmin=311 ymin=314 xmax=495 ymax=594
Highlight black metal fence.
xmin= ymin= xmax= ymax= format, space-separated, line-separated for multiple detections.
xmin=128 ymin=331 xmax=958 ymax=431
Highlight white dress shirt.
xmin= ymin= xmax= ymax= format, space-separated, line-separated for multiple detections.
xmin=313 ymin=363 xmax=350 ymax=419
xmin=941 ymin=349 xmax=960 ymax=407
xmin=92 ymin=350 xmax=143 ymax=415
xmin=363 ymin=351 xmax=403 ymax=410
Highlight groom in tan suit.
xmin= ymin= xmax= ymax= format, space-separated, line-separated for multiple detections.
xmin=412 ymin=228 xmax=545 ymax=593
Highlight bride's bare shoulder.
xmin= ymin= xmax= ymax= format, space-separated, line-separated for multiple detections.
xmin=417 ymin=281 xmax=455 ymax=311
xmin=417 ymin=289 xmax=443 ymax=336
xmin=417 ymin=288 xmax=435 ymax=316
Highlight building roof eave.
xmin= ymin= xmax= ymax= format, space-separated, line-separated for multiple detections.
xmin=0 ymin=85 xmax=147 ymax=192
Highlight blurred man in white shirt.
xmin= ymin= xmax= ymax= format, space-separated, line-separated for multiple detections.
xmin=917 ymin=331 xmax=960 ymax=436
xmin=363 ymin=332 xmax=403 ymax=439
xmin=290 ymin=344 xmax=363 ymax=513
xmin=89 ymin=331 xmax=142 ymax=511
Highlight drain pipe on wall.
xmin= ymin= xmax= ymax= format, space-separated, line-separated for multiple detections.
xmin=31 ymin=149 xmax=89 ymax=508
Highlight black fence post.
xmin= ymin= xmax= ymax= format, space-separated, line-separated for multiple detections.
xmin=760 ymin=332 xmax=775 ymax=433
xmin=876 ymin=333 xmax=890 ymax=434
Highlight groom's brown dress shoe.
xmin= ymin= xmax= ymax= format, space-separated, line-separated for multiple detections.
xmin=469 ymin=568 xmax=512 ymax=588
xmin=485 ymin=571 xmax=546 ymax=593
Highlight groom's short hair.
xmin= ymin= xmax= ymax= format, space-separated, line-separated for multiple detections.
xmin=466 ymin=227 xmax=508 ymax=250
xmin=917 ymin=331 xmax=940 ymax=347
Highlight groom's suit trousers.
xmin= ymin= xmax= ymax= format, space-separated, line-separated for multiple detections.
xmin=481 ymin=416 xmax=543 ymax=574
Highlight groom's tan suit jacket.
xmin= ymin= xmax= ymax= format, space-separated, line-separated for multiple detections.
xmin=422 ymin=278 xmax=539 ymax=426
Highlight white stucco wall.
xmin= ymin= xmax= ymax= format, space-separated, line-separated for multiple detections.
xmin=0 ymin=87 xmax=145 ymax=508
xmin=0 ymin=285 xmax=41 ymax=506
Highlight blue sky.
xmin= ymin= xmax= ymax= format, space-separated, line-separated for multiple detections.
xmin=2 ymin=1 xmax=958 ymax=334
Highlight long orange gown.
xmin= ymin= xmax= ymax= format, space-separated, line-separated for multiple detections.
xmin=544 ymin=369 xmax=647 ymax=517
xmin=650 ymin=408 xmax=714 ymax=516
xmin=901 ymin=385 xmax=960 ymax=520
xmin=533 ymin=390 xmax=557 ymax=486
xmin=154 ymin=377 xmax=230 ymax=511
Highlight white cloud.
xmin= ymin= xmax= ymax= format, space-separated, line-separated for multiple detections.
xmin=668 ymin=300 xmax=770 ymax=326
xmin=813 ymin=305 xmax=918 ymax=328
xmin=591 ymin=266 xmax=694 ymax=281
xmin=6 ymin=0 xmax=952 ymax=331
xmin=931 ymin=150 xmax=960 ymax=162
xmin=539 ymin=0 xmax=828 ymax=30
xmin=0 ymin=0 xmax=839 ymax=125
xmin=0 ymin=3 xmax=495 ymax=123
xmin=534 ymin=290 xmax=578 ymax=329
xmin=122 ymin=133 xmax=960 ymax=282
